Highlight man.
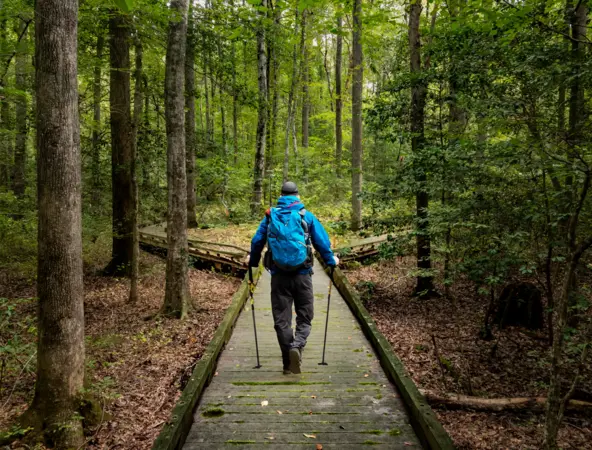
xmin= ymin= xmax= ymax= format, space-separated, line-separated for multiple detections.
xmin=249 ymin=181 xmax=338 ymax=374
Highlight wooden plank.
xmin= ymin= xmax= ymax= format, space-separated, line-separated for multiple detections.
xmin=182 ymin=261 xmax=423 ymax=449
xmin=318 ymin=259 xmax=455 ymax=450
xmin=151 ymin=267 xmax=262 ymax=450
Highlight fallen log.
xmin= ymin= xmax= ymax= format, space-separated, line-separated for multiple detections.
xmin=419 ymin=389 xmax=592 ymax=412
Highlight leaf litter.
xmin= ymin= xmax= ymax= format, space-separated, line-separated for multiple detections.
xmin=346 ymin=257 xmax=592 ymax=450
xmin=0 ymin=252 xmax=240 ymax=449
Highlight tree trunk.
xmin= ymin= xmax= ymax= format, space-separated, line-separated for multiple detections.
xmin=409 ymin=0 xmax=435 ymax=296
xmin=25 ymin=0 xmax=85 ymax=445
xmin=202 ymin=29 xmax=212 ymax=147
xmin=335 ymin=14 xmax=343 ymax=178
xmin=251 ymin=0 xmax=268 ymax=215
xmin=351 ymin=0 xmax=363 ymax=231
xmin=421 ymin=390 xmax=592 ymax=412
xmin=186 ymin=3 xmax=198 ymax=228
xmin=0 ymin=16 xmax=10 ymax=188
xmin=105 ymin=12 xmax=134 ymax=277
xmin=91 ymin=34 xmax=104 ymax=208
xmin=12 ymin=18 xmax=27 ymax=198
xmin=129 ymin=35 xmax=143 ymax=304
xmin=300 ymin=9 xmax=309 ymax=182
xmin=231 ymin=0 xmax=238 ymax=165
xmin=283 ymin=8 xmax=299 ymax=182
xmin=163 ymin=0 xmax=190 ymax=318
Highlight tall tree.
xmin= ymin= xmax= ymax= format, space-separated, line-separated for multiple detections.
xmin=300 ymin=9 xmax=309 ymax=181
xmin=105 ymin=11 xmax=134 ymax=276
xmin=163 ymin=0 xmax=190 ymax=318
xmin=351 ymin=0 xmax=363 ymax=230
xmin=0 ymin=16 xmax=10 ymax=188
xmin=91 ymin=33 xmax=105 ymax=207
xmin=335 ymin=13 xmax=343 ymax=178
xmin=25 ymin=0 xmax=85 ymax=445
xmin=186 ymin=1 xmax=198 ymax=228
xmin=544 ymin=3 xmax=589 ymax=447
xmin=283 ymin=8 xmax=299 ymax=182
xmin=129 ymin=32 xmax=143 ymax=304
xmin=409 ymin=0 xmax=435 ymax=296
xmin=251 ymin=0 xmax=268 ymax=214
xmin=12 ymin=18 xmax=28 ymax=198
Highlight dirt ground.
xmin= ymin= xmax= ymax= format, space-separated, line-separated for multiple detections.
xmin=0 ymin=252 xmax=240 ymax=449
xmin=345 ymin=257 xmax=592 ymax=450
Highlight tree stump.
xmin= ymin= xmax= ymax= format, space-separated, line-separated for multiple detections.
xmin=495 ymin=282 xmax=543 ymax=330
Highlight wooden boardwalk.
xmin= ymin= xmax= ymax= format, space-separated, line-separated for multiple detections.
xmin=183 ymin=261 xmax=421 ymax=449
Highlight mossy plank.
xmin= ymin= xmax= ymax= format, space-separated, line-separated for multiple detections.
xmin=320 ymin=261 xmax=455 ymax=450
xmin=151 ymin=267 xmax=262 ymax=450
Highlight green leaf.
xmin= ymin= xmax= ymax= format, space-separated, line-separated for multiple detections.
xmin=113 ymin=0 xmax=134 ymax=13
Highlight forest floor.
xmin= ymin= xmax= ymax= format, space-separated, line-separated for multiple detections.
xmin=0 ymin=252 xmax=240 ymax=449
xmin=345 ymin=257 xmax=592 ymax=450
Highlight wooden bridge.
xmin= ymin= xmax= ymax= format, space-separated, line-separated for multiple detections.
xmin=182 ymin=262 xmax=421 ymax=449
xmin=139 ymin=223 xmax=398 ymax=271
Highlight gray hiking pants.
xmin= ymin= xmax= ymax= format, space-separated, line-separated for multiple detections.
xmin=271 ymin=272 xmax=314 ymax=352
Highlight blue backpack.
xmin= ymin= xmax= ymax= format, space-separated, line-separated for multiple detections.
xmin=265 ymin=207 xmax=313 ymax=272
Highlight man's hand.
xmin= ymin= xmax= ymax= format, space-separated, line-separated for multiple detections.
xmin=332 ymin=255 xmax=340 ymax=266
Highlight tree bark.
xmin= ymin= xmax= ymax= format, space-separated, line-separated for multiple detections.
xmin=163 ymin=0 xmax=190 ymax=319
xmin=351 ymin=0 xmax=363 ymax=231
xmin=202 ymin=28 xmax=212 ymax=147
xmin=335 ymin=14 xmax=343 ymax=178
xmin=251 ymin=0 xmax=268 ymax=215
xmin=12 ymin=18 xmax=27 ymax=198
xmin=231 ymin=0 xmax=238 ymax=165
xmin=0 ymin=16 xmax=10 ymax=188
xmin=283 ymin=8 xmax=299 ymax=182
xmin=25 ymin=0 xmax=85 ymax=445
xmin=409 ymin=0 xmax=435 ymax=296
xmin=91 ymin=33 xmax=104 ymax=208
xmin=300 ymin=9 xmax=309 ymax=182
xmin=186 ymin=3 xmax=198 ymax=229
xmin=129 ymin=34 xmax=143 ymax=304
xmin=105 ymin=12 xmax=134 ymax=277
xmin=544 ymin=173 xmax=591 ymax=449
xmin=421 ymin=390 xmax=592 ymax=412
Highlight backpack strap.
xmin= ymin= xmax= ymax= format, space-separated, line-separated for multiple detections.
xmin=299 ymin=208 xmax=311 ymax=243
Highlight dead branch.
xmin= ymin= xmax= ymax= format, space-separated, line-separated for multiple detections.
xmin=420 ymin=389 xmax=592 ymax=412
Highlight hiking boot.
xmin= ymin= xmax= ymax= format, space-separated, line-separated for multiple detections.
xmin=283 ymin=368 xmax=292 ymax=375
xmin=289 ymin=347 xmax=302 ymax=374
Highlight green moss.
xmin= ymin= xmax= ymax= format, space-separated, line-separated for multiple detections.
xmin=363 ymin=440 xmax=380 ymax=445
xmin=201 ymin=407 xmax=225 ymax=418
xmin=374 ymin=394 xmax=383 ymax=400
xmin=367 ymin=353 xmax=374 ymax=358
xmin=359 ymin=382 xmax=378 ymax=385
xmin=231 ymin=381 xmax=330 ymax=386
xmin=353 ymin=348 xmax=364 ymax=352
xmin=362 ymin=430 xmax=383 ymax=435
xmin=389 ymin=428 xmax=402 ymax=436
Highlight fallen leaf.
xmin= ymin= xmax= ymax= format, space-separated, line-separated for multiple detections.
xmin=266 ymin=436 xmax=275 ymax=440
xmin=276 ymin=410 xmax=283 ymax=414
xmin=364 ymin=374 xmax=369 ymax=377
xmin=303 ymin=433 xmax=317 ymax=439
xmin=308 ymin=411 xmax=313 ymax=415
xmin=261 ymin=400 xmax=268 ymax=407
xmin=316 ymin=445 xmax=323 ymax=450
xmin=311 ymin=395 xmax=317 ymax=399
xmin=404 ymin=442 xmax=414 ymax=446
xmin=214 ymin=372 xmax=219 ymax=376
xmin=339 ymin=425 xmax=346 ymax=430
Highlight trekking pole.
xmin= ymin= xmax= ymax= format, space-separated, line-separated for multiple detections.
xmin=248 ymin=266 xmax=262 ymax=369
xmin=319 ymin=265 xmax=335 ymax=366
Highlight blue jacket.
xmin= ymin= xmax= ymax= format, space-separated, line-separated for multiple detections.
xmin=250 ymin=196 xmax=335 ymax=274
